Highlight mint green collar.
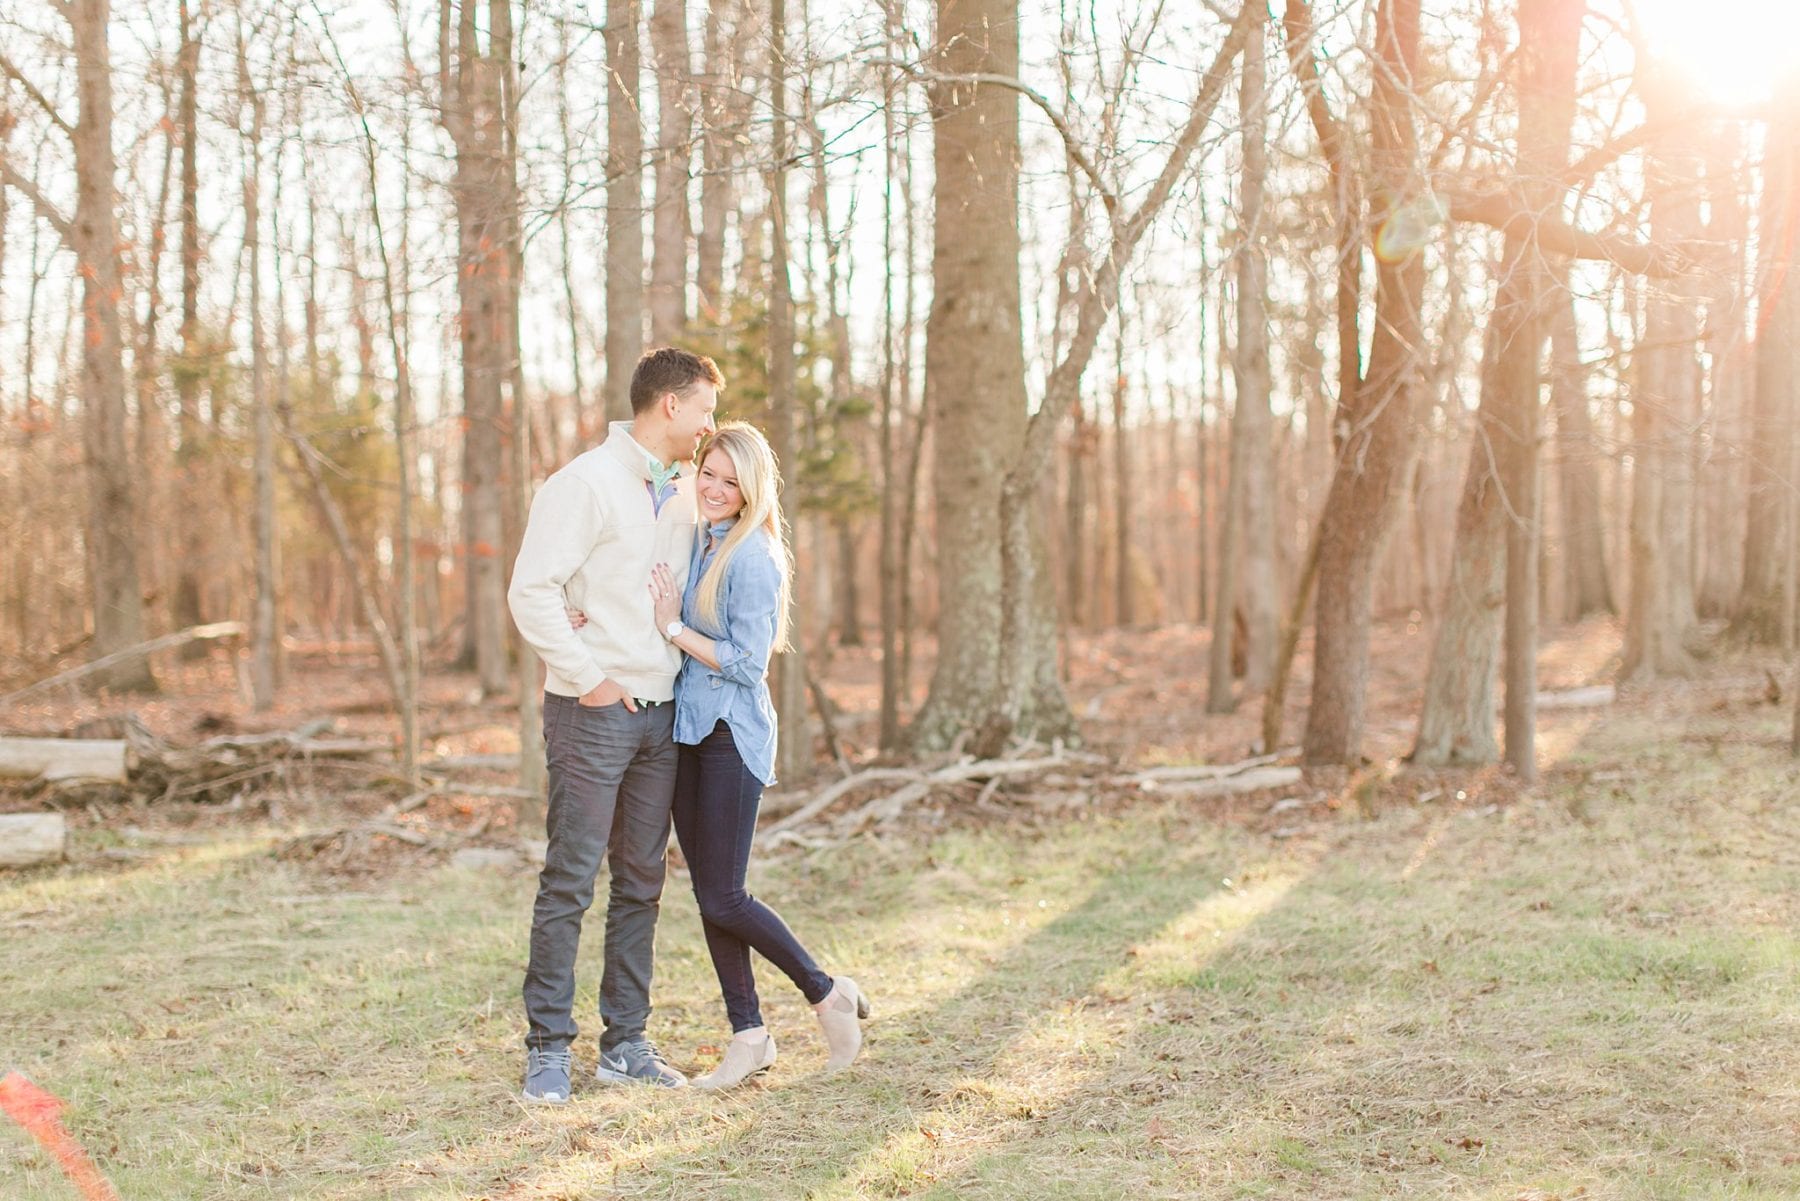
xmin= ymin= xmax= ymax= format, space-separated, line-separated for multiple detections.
xmin=646 ymin=454 xmax=680 ymax=494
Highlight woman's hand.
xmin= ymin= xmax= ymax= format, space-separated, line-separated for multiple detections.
xmin=566 ymin=606 xmax=588 ymax=631
xmin=649 ymin=563 xmax=682 ymax=631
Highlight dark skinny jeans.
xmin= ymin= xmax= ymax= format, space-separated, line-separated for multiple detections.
xmin=671 ymin=719 xmax=833 ymax=1031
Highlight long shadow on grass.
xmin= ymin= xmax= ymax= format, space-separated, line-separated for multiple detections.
xmin=472 ymin=816 xmax=1236 ymax=1199
xmin=902 ymin=735 xmax=1800 ymax=1199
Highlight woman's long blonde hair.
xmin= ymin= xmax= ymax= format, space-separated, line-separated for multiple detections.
xmin=692 ymin=421 xmax=793 ymax=653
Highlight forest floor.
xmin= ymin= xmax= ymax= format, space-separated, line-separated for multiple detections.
xmin=3 ymin=620 xmax=1798 ymax=1199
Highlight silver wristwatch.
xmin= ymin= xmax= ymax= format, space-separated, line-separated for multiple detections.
xmin=664 ymin=620 xmax=685 ymax=641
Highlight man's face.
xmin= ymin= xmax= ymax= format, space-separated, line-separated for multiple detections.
xmin=666 ymin=382 xmax=719 ymax=462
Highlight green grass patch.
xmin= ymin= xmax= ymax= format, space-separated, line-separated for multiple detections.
xmin=4 ymin=699 xmax=1799 ymax=1198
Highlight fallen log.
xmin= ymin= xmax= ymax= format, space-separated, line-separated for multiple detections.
xmin=1535 ymin=685 xmax=1615 ymax=710
xmin=0 ymin=738 xmax=132 ymax=785
xmin=0 ymin=813 xmax=67 ymax=868
xmin=1130 ymin=764 xmax=1303 ymax=798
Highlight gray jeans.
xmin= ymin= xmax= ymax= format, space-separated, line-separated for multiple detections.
xmin=523 ymin=692 xmax=677 ymax=1053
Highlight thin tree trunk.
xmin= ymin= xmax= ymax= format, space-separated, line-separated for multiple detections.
xmin=1111 ymin=309 xmax=1133 ymax=628
xmin=1550 ymin=292 xmax=1616 ymax=617
xmin=171 ymin=0 xmax=207 ymax=655
xmin=606 ymin=0 xmax=645 ymax=420
xmin=241 ymin=25 xmax=276 ymax=710
xmin=1209 ymin=25 xmax=1275 ymax=711
xmin=767 ymin=0 xmax=810 ymax=781
xmin=555 ymin=20 xmax=588 ymax=434
xmin=877 ymin=7 xmax=902 ymax=748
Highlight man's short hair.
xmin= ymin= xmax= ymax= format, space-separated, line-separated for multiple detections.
xmin=630 ymin=347 xmax=725 ymax=415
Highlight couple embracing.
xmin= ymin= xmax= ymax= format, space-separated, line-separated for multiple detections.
xmin=506 ymin=347 xmax=868 ymax=1103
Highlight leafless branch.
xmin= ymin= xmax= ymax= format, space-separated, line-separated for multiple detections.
xmin=869 ymin=58 xmax=1115 ymax=213
xmin=0 ymin=157 xmax=72 ymax=243
xmin=0 ymin=52 xmax=75 ymax=140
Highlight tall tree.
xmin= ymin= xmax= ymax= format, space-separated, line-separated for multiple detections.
xmin=1695 ymin=130 xmax=1748 ymax=619
xmin=1209 ymin=20 xmax=1276 ymax=712
xmin=1623 ymin=77 xmax=1704 ymax=681
xmin=1413 ymin=0 xmax=1582 ymax=769
xmin=1549 ymin=291 xmax=1617 ymax=619
xmin=240 ymin=15 xmax=276 ymax=710
xmin=767 ymin=0 xmax=811 ymax=781
xmin=439 ymin=0 xmax=519 ymax=696
xmin=971 ymin=2 xmax=1256 ymax=753
xmin=1302 ymin=0 xmax=1426 ymax=764
xmin=1 ymin=0 xmax=156 ymax=689
xmin=908 ymin=0 xmax=1038 ymax=749
xmin=1734 ymin=82 xmax=1799 ymax=643
xmin=606 ymin=0 xmax=646 ymax=420
xmin=649 ymin=0 xmax=691 ymax=343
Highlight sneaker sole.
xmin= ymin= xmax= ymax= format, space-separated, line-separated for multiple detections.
xmin=594 ymin=1065 xmax=687 ymax=1088
xmin=520 ymin=1089 xmax=571 ymax=1105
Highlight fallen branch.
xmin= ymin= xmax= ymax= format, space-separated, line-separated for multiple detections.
xmin=840 ymin=752 xmax=1093 ymax=829
xmin=761 ymin=767 xmax=923 ymax=837
xmin=0 ymin=623 xmax=245 ymax=705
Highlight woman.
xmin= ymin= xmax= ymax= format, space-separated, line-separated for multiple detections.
xmin=650 ymin=421 xmax=869 ymax=1090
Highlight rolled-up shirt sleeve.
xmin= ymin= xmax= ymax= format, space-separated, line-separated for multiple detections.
xmin=710 ymin=550 xmax=783 ymax=689
xmin=507 ymin=472 xmax=607 ymax=697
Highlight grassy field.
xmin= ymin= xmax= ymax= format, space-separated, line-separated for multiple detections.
xmin=3 ymin=679 xmax=1798 ymax=1199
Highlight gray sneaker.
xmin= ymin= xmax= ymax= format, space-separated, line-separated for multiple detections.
xmin=595 ymin=1038 xmax=688 ymax=1088
xmin=522 ymin=1047 xmax=574 ymax=1105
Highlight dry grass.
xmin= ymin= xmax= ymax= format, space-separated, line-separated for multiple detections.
xmin=3 ymin=635 xmax=1799 ymax=1199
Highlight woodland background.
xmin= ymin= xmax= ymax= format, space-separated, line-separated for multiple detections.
xmin=4 ymin=0 xmax=1800 ymax=782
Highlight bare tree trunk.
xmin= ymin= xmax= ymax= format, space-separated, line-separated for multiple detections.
xmin=440 ymin=0 xmax=515 ymax=696
xmin=1550 ymin=292 xmax=1616 ymax=618
xmin=71 ymin=0 xmax=154 ymax=692
xmin=1413 ymin=0 xmax=1580 ymax=775
xmin=909 ymin=0 xmax=1034 ymax=749
xmin=649 ymin=0 xmax=690 ymax=344
xmin=240 ymin=24 xmax=276 ymax=710
xmin=1735 ymin=84 xmax=1798 ymax=643
xmin=1065 ymin=403 xmax=1091 ymax=630
xmin=877 ymin=11 xmax=903 ymax=748
xmin=555 ymin=20 xmax=588 ymax=432
xmin=1303 ymin=0 xmax=1424 ymax=765
xmin=1623 ymin=98 xmax=1704 ymax=682
xmin=1209 ymin=25 xmax=1275 ymax=711
xmin=767 ymin=0 xmax=810 ymax=781
xmin=1111 ymin=310 xmax=1133 ymax=628
xmin=695 ymin=0 xmax=740 ymax=325
xmin=606 ymin=0 xmax=645 ymax=419
xmin=172 ymin=0 xmax=207 ymax=654
xmin=1696 ymin=129 xmax=1749 ymax=619
xmin=976 ymin=2 xmax=1256 ymax=753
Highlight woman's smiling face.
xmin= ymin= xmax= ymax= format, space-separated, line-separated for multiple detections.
xmin=697 ymin=447 xmax=745 ymax=524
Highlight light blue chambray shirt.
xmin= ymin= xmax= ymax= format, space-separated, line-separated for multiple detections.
xmin=672 ymin=518 xmax=783 ymax=785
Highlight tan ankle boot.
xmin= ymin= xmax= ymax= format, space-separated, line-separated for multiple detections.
xmin=813 ymin=977 xmax=871 ymax=1071
xmin=693 ymin=1029 xmax=776 ymax=1090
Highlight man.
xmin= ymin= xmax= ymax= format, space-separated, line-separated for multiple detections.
xmin=507 ymin=347 xmax=723 ymax=1103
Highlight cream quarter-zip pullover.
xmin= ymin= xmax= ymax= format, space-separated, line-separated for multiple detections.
xmin=507 ymin=422 xmax=699 ymax=701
